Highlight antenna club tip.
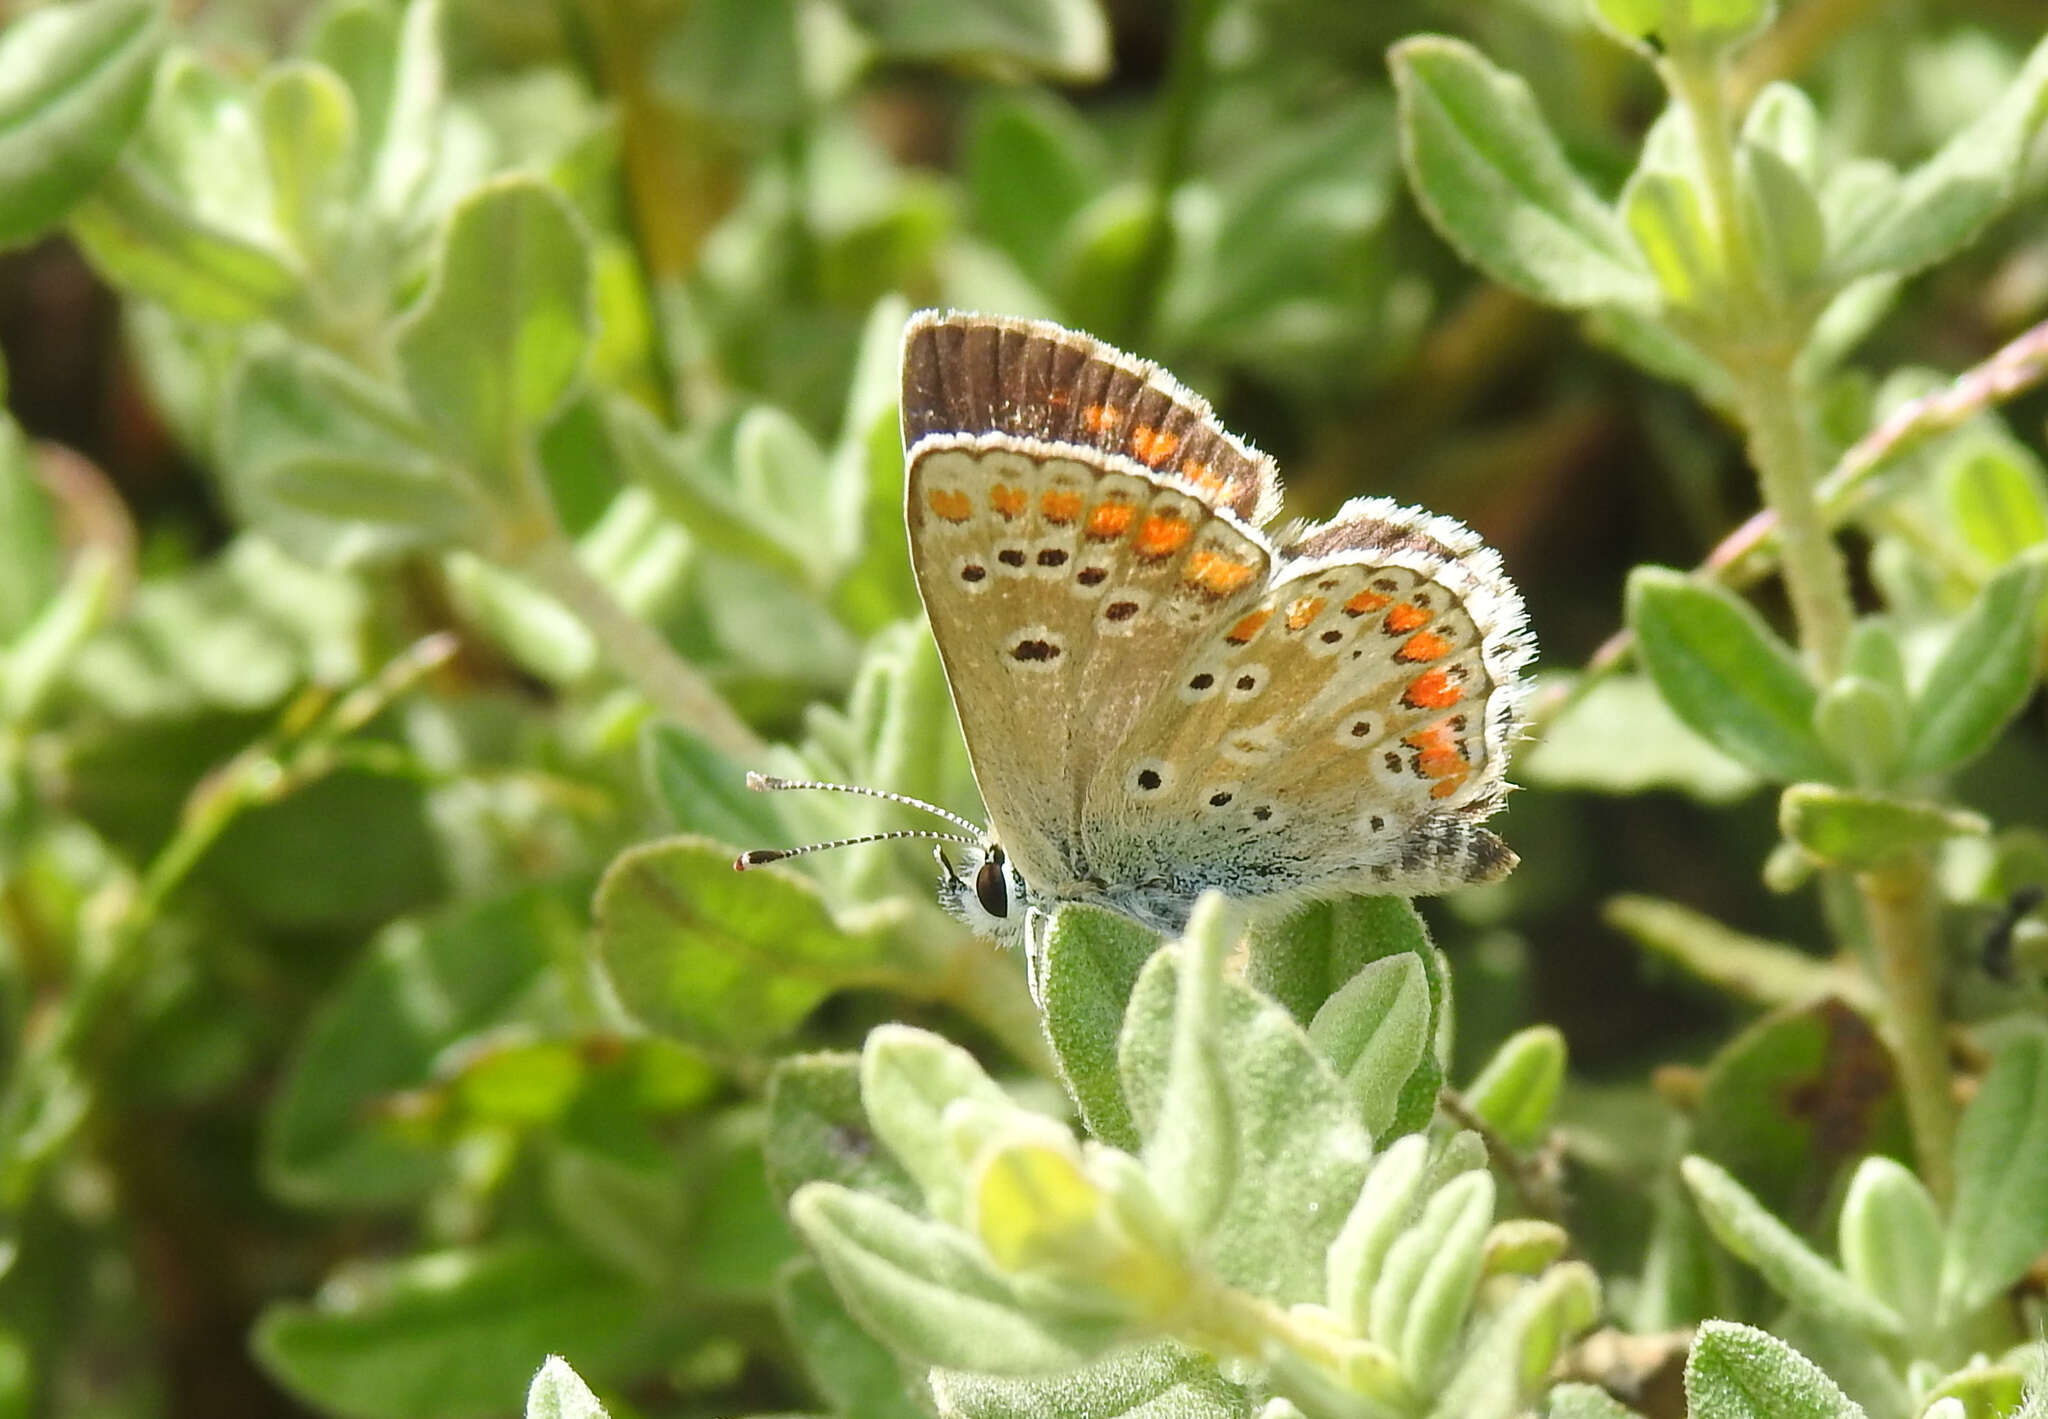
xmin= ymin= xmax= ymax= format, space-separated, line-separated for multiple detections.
xmin=734 ymin=849 xmax=784 ymax=871
xmin=746 ymin=772 xmax=787 ymax=792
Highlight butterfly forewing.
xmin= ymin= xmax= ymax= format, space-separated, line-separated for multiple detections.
xmin=902 ymin=312 xmax=1282 ymax=524
xmin=906 ymin=438 xmax=1274 ymax=900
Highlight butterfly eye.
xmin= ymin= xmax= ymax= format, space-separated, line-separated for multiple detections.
xmin=975 ymin=854 xmax=1010 ymax=919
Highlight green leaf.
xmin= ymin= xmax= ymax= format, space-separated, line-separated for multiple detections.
xmin=778 ymin=1260 xmax=927 ymax=1419
xmin=1141 ymin=895 xmax=1238 ymax=1240
xmin=1942 ymin=438 xmax=2048 ymax=567
xmin=396 ymin=177 xmax=594 ymax=491
xmin=0 ymin=0 xmax=167 ymax=248
xmin=643 ymin=722 xmax=786 ymax=847
xmin=1902 ymin=554 xmax=2048 ymax=777
xmin=608 ymin=398 xmax=812 ymax=583
xmin=838 ymin=0 xmax=1111 ymax=83
xmin=1743 ymin=83 xmax=1821 ymax=180
xmin=1836 ymin=1157 xmax=1942 ymax=1333
xmin=1691 ymin=998 xmax=1908 ymax=1222
xmin=860 ymin=1024 xmax=1010 ymax=1227
xmin=656 ymin=0 xmax=804 ymax=130
xmin=1826 ymin=35 xmax=2048 ymax=282
xmin=1680 ymin=1155 xmax=1904 ymax=1337
xmin=1306 ymin=953 xmax=1431 ymax=1138
xmin=264 ymin=882 xmax=585 ymax=1207
xmin=1603 ymin=895 xmax=1876 ymax=1011
xmin=1367 ymin=1170 xmax=1494 ymax=1387
xmin=307 ymin=1 xmax=399 ymax=174
xmin=788 ymin=1183 xmax=1110 ymax=1374
xmin=1940 ymin=1034 xmax=2048 ymax=1317
xmin=764 ymin=1053 xmax=921 ymax=1212
xmin=1523 ymin=673 xmax=1758 ymax=801
xmin=69 ymin=159 xmax=301 ymax=323
xmin=1245 ymin=896 xmax=1446 ymax=1138
xmin=525 ymin=1357 xmax=608 ymax=1419
xmin=1623 ymin=167 xmax=1723 ymax=311
xmin=1920 ymin=1365 xmax=2028 ymax=1419
xmin=1779 ymin=785 xmax=1985 ymax=869
xmin=1326 ymin=1133 xmax=1431 ymax=1332
xmin=1431 ymin=1261 xmax=1601 ymax=1419
xmin=1591 ymin=0 xmax=1775 ymax=45
xmin=257 ymin=61 xmax=356 ymax=261
xmin=1 ymin=550 xmax=116 ymax=728
xmin=1684 ymin=1321 xmax=1865 ymax=1419
xmin=1550 ymin=1383 xmax=1648 ymax=1419
xmin=1626 ymin=568 xmax=1839 ymax=784
xmin=592 ymin=836 xmax=911 ymax=1055
xmin=253 ymin=1242 xmax=651 ymax=1419
xmin=443 ymin=551 xmax=595 ymax=685
xmin=930 ymin=1342 xmax=1245 ymax=1419
xmin=1391 ymin=36 xmax=1655 ymax=311
xmin=965 ymin=92 xmax=1106 ymax=285
xmin=1739 ymin=142 xmax=1826 ymax=295
xmin=1463 ymin=1026 xmax=1566 ymax=1150
xmin=1119 ymin=927 xmax=1374 ymax=1304
xmin=219 ymin=337 xmax=471 ymax=562
xmin=1811 ymin=676 xmax=1904 ymax=789
xmin=1039 ymin=903 xmax=1160 ymax=1151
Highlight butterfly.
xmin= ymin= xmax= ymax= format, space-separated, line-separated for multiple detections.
xmin=739 ymin=312 xmax=1532 ymax=970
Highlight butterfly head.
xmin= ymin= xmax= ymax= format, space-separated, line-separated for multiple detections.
xmin=933 ymin=840 xmax=1032 ymax=946
xmin=735 ymin=773 xmax=1034 ymax=945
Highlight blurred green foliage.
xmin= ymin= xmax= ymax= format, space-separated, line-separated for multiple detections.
xmin=1 ymin=1 xmax=2047 ymax=1418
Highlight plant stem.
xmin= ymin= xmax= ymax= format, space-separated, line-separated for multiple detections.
xmin=514 ymin=534 xmax=761 ymax=759
xmin=1735 ymin=366 xmax=1856 ymax=679
xmin=1660 ymin=32 xmax=1955 ymax=1198
xmin=1862 ymin=857 xmax=1956 ymax=1201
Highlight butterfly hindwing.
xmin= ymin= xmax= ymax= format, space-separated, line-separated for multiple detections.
xmin=1074 ymin=511 xmax=1530 ymax=923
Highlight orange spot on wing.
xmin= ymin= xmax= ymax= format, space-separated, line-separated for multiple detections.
xmin=1402 ymin=667 xmax=1463 ymax=709
xmin=1130 ymin=425 xmax=1180 ymax=465
xmin=1398 ymin=630 xmax=1454 ymax=663
xmin=1385 ymin=602 xmax=1429 ymax=634
xmin=1133 ymin=513 xmax=1193 ymax=560
xmin=1041 ymin=489 xmax=1084 ymax=524
xmin=1081 ymin=403 xmax=1122 ymax=434
xmin=1085 ymin=501 xmax=1135 ymax=541
xmin=1225 ymin=609 xmax=1271 ymax=644
xmin=1402 ymin=718 xmax=1471 ymax=794
xmin=928 ymin=488 xmax=972 ymax=523
xmin=1345 ymin=589 xmax=1391 ymax=616
xmin=1285 ymin=596 xmax=1327 ymax=630
xmin=1186 ymin=549 xmax=1256 ymax=598
xmin=990 ymin=484 xmax=1028 ymax=519
xmin=1048 ymin=389 xmax=1070 ymax=406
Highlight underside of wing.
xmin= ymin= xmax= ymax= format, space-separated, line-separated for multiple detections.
xmin=905 ymin=437 xmax=1273 ymax=898
xmin=1078 ymin=496 xmax=1533 ymax=927
xmin=902 ymin=310 xmax=1283 ymax=526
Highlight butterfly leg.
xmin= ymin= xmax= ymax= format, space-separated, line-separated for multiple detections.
xmin=1023 ymin=905 xmax=1054 ymax=1009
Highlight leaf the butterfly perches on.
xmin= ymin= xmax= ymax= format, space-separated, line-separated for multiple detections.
xmin=742 ymin=312 xmax=1534 ymax=983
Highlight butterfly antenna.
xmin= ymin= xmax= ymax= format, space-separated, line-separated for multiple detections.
xmin=744 ymin=772 xmax=984 ymax=835
xmin=734 ymin=828 xmax=978 ymax=871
